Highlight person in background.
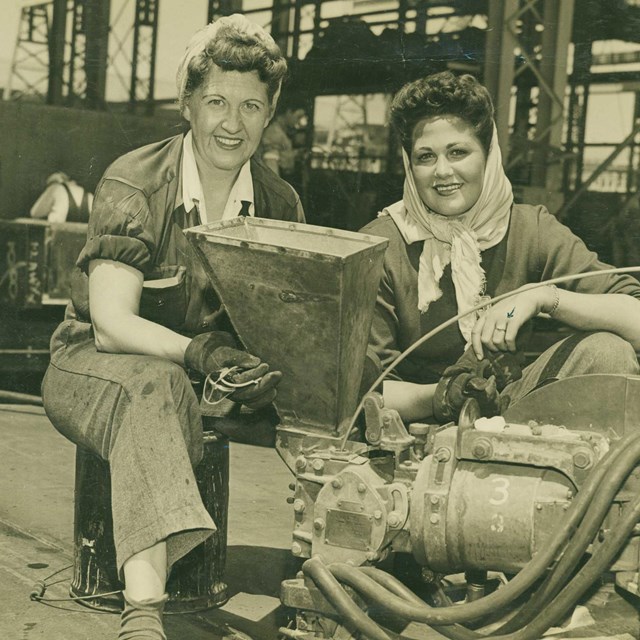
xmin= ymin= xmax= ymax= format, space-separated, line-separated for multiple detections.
xmin=41 ymin=14 xmax=303 ymax=640
xmin=30 ymin=171 xmax=93 ymax=223
xmin=258 ymin=93 xmax=307 ymax=178
xmin=30 ymin=171 xmax=93 ymax=222
xmin=361 ymin=71 xmax=640 ymax=425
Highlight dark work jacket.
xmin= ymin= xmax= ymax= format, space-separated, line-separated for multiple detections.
xmin=67 ymin=134 xmax=305 ymax=336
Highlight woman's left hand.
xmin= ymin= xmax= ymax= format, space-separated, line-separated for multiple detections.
xmin=471 ymin=287 xmax=555 ymax=359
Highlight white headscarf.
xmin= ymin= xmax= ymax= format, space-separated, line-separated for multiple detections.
xmin=383 ymin=125 xmax=513 ymax=342
xmin=175 ymin=14 xmax=281 ymax=107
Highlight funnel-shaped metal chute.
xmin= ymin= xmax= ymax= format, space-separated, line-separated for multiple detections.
xmin=187 ymin=218 xmax=388 ymax=438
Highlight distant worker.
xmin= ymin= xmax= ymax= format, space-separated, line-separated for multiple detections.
xmin=30 ymin=172 xmax=93 ymax=223
xmin=259 ymin=95 xmax=307 ymax=178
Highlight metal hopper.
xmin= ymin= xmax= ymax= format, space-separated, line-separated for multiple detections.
xmin=186 ymin=218 xmax=388 ymax=442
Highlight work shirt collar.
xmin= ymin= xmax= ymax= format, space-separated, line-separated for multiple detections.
xmin=181 ymin=130 xmax=255 ymax=224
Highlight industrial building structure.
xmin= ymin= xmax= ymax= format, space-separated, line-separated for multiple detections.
xmin=2 ymin=2 xmax=640 ymax=640
xmin=5 ymin=1 xmax=640 ymax=236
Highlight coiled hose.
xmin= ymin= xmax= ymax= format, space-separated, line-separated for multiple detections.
xmin=302 ymin=267 xmax=640 ymax=638
xmin=359 ymin=567 xmax=477 ymax=640
xmin=302 ymin=430 xmax=640 ymax=639
xmin=302 ymin=557 xmax=394 ymax=640
xmin=494 ymin=431 xmax=640 ymax=633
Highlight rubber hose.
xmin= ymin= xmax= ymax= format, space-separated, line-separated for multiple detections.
xmin=319 ymin=437 xmax=640 ymax=640
xmin=331 ymin=562 xmax=485 ymax=626
xmin=302 ymin=557 xmax=392 ymax=640
xmin=29 ymin=580 xmax=46 ymax=600
xmin=495 ymin=433 xmax=640 ymax=634
xmin=496 ymin=490 xmax=640 ymax=640
xmin=326 ymin=434 xmax=631 ymax=626
xmin=359 ymin=567 xmax=427 ymax=606
xmin=359 ymin=568 xmax=478 ymax=640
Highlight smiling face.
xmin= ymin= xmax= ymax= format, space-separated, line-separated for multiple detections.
xmin=410 ymin=115 xmax=487 ymax=217
xmin=183 ymin=64 xmax=273 ymax=175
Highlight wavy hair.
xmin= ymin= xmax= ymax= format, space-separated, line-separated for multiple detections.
xmin=177 ymin=14 xmax=288 ymax=111
xmin=390 ymin=71 xmax=494 ymax=155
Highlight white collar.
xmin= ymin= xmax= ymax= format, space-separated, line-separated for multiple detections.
xmin=181 ymin=130 xmax=255 ymax=224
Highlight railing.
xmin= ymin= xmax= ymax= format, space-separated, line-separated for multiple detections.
xmin=557 ymin=119 xmax=640 ymax=219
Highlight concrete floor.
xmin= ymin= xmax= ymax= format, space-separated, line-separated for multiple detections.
xmin=2 ymin=403 xmax=640 ymax=640
xmin=0 ymin=404 xmax=297 ymax=640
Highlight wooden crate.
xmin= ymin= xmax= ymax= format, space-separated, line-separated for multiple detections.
xmin=0 ymin=218 xmax=87 ymax=309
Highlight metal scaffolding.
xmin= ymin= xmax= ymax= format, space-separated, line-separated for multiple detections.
xmin=129 ymin=0 xmax=159 ymax=113
xmin=65 ymin=0 xmax=88 ymax=104
xmin=207 ymin=0 xmax=243 ymax=23
xmin=6 ymin=0 xmax=157 ymax=112
xmin=4 ymin=3 xmax=54 ymax=102
xmin=484 ymin=0 xmax=575 ymax=198
xmin=6 ymin=0 xmax=640 ymax=229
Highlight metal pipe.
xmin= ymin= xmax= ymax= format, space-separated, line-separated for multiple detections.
xmin=0 ymin=390 xmax=43 ymax=406
xmin=464 ymin=570 xmax=487 ymax=603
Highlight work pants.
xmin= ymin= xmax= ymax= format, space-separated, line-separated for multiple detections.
xmin=41 ymin=319 xmax=216 ymax=575
xmin=504 ymin=331 xmax=640 ymax=404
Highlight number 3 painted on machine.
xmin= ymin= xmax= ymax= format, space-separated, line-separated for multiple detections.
xmin=489 ymin=477 xmax=510 ymax=506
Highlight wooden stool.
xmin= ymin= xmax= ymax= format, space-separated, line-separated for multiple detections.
xmin=70 ymin=426 xmax=229 ymax=613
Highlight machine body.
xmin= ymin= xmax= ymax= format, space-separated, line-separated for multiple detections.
xmin=187 ymin=219 xmax=640 ymax=639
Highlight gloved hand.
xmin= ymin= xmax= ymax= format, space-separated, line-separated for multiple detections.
xmin=432 ymin=349 xmax=525 ymax=424
xmin=184 ymin=331 xmax=282 ymax=410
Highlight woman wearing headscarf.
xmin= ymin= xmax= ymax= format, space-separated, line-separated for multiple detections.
xmin=362 ymin=71 xmax=640 ymax=423
xmin=41 ymin=14 xmax=304 ymax=640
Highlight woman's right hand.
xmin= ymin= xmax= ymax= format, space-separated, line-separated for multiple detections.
xmin=470 ymin=286 xmax=555 ymax=359
xmin=184 ymin=332 xmax=282 ymax=409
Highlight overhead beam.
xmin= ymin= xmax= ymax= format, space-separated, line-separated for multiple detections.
xmin=530 ymin=0 xmax=575 ymax=189
xmin=47 ymin=0 xmax=67 ymax=105
xmin=483 ymin=0 xmax=519 ymax=158
xmin=84 ymin=0 xmax=111 ymax=109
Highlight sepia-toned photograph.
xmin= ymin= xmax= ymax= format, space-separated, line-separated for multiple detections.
xmin=1 ymin=1 xmax=640 ymax=639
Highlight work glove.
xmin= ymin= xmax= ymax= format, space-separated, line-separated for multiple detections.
xmin=432 ymin=349 xmax=525 ymax=424
xmin=184 ymin=331 xmax=282 ymax=410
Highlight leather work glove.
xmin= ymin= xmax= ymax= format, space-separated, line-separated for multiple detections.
xmin=184 ymin=331 xmax=282 ymax=410
xmin=432 ymin=349 xmax=525 ymax=424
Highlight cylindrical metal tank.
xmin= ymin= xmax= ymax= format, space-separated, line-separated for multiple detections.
xmin=411 ymin=457 xmax=575 ymax=574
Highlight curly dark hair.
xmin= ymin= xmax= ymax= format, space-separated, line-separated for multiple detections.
xmin=390 ymin=71 xmax=494 ymax=156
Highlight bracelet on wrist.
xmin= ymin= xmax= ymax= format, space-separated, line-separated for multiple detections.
xmin=547 ymin=284 xmax=560 ymax=316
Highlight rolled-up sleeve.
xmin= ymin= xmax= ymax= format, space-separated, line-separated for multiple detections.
xmin=76 ymin=178 xmax=156 ymax=275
